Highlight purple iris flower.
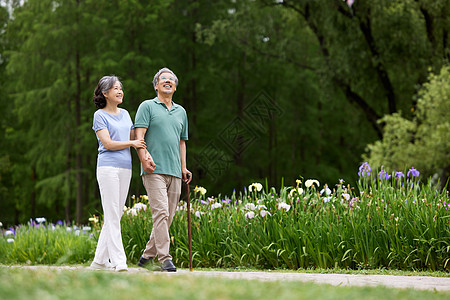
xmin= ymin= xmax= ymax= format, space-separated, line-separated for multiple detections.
xmin=358 ymin=162 xmax=371 ymax=177
xmin=407 ymin=167 xmax=420 ymax=178
xmin=378 ymin=170 xmax=391 ymax=180
xmin=200 ymin=200 xmax=208 ymax=205
xmin=394 ymin=171 xmax=405 ymax=179
xmin=8 ymin=227 xmax=16 ymax=235
xmin=56 ymin=220 xmax=63 ymax=226
xmin=222 ymin=198 xmax=231 ymax=204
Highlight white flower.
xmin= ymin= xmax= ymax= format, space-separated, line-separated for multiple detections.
xmin=305 ymin=179 xmax=320 ymax=188
xmin=323 ymin=197 xmax=332 ymax=203
xmin=211 ymin=202 xmax=222 ymax=209
xmin=176 ymin=204 xmax=186 ymax=211
xmin=244 ymin=203 xmax=257 ymax=211
xmin=194 ymin=211 xmax=205 ymax=218
xmin=66 ymin=227 xmax=72 ymax=232
xmin=245 ymin=211 xmax=255 ymax=219
xmin=256 ymin=205 xmax=267 ymax=210
xmin=194 ymin=186 xmax=207 ymax=196
xmin=248 ymin=183 xmax=263 ymax=192
xmin=82 ymin=226 xmax=91 ymax=231
xmin=123 ymin=206 xmax=129 ymax=212
xmin=260 ymin=210 xmax=272 ymax=217
xmin=289 ymin=188 xmax=303 ymax=198
xmin=7 ymin=238 xmax=14 ymax=243
xmin=4 ymin=230 xmax=14 ymax=236
xmin=0 ymin=222 xmax=3 ymax=227
xmin=133 ymin=203 xmax=147 ymax=211
xmin=320 ymin=185 xmax=332 ymax=195
xmin=127 ymin=208 xmax=137 ymax=216
xmin=74 ymin=230 xmax=80 ymax=236
xmin=342 ymin=193 xmax=351 ymax=201
xmin=278 ymin=202 xmax=291 ymax=211
xmin=35 ymin=217 xmax=46 ymax=224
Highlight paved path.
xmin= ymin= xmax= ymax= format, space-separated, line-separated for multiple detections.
xmin=9 ymin=266 xmax=450 ymax=292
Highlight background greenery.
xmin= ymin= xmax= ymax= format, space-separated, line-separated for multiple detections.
xmin=0 ymin=0 xmax=449 ymax=225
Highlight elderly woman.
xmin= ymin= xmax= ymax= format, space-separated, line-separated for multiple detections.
xmin=90 ymin=75 xmax=146 ymax=272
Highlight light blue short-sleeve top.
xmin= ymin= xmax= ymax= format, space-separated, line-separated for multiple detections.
xmin=92 ymin=108 xmax=134 ymax=169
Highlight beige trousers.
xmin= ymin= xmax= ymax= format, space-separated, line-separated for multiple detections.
xmin=142 ymin=173 xmax=181 ymax=262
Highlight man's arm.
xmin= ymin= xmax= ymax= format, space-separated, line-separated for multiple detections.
xmin=180 ymin=140 xmax=192 ymax=183
xmin=135 ymin=127 xmax=156 ymax=173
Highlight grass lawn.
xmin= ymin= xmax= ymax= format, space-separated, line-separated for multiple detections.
xmin=0 ymin=266 xmax=448 ymax=300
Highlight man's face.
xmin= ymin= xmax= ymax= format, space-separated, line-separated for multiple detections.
xmin=156 ymin=72 xmax=177 ymax=95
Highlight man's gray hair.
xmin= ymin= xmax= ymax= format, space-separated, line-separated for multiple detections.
xmin=153 ymin=67 xmax=178 ymax=95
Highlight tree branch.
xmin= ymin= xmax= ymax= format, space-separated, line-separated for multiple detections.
xmin=239 ymin=38 xmax=316 ymax=71
xmin=357 ymin=11 xmax=396 ymax=114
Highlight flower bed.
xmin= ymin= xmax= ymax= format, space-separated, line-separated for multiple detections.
xmin=2 ymin=163 xmax=449 ymax=271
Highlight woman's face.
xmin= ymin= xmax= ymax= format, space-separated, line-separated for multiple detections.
xmin=103 ymin=81 xmax=123 ymax=105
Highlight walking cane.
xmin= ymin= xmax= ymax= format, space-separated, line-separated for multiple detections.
xmin=186 ymin=174 xmax=193 ymax=272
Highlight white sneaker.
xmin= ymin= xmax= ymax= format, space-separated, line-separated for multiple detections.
xmin=114 ymin=264 xmax=128 ymax=272
xmin=90 ymin=261 xmax=112 ymax=271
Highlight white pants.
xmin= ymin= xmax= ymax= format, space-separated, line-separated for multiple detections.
xmin=93 ymin=166 xmax=131 ymax=268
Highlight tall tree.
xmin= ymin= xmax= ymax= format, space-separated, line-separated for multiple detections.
xmin=365 ymin=65 xmax=450 ymax=188
xmin=5 ymin=0 xmax=101 ymax=223
xmin=265 ymin=0 xmax=449 ymax=138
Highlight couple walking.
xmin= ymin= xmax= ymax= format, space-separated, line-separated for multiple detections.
xmin=90 ymin=67 xmax=192 ymax=272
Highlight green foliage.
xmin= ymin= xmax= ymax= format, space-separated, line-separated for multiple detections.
xmin=365 ymin=66 xmax=450 ymax=186
xmin=1 ymin=166 xmax=449 ymax=272
xmin=120 ymin=171 xmax=450 ymax=271
xmin=1 ymin=0 xmax=450 ymax=225
xmin=0 ymin=222 xmax=95 ymax=264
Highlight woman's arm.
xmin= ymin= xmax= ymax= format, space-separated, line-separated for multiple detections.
xmin=97 ymin=128 xmax=146 ymax=151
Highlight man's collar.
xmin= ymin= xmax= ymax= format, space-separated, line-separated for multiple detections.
xmin=154 ymin=97 xmax=179 ymax=108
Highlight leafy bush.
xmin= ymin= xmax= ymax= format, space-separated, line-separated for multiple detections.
xmin=0 ymin=220 xmax=95 ymax=264
xmin=2 ymin=164 xmax=449 ymax=271
xmin=121 ymin=164 xmax=450 ymax=271
xmin=365 ymin=65 xmax=450 ymax=188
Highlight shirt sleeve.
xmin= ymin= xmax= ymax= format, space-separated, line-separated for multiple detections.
xmin=92 ymin=111 xmax=108 ymax=132
xmin=180 ymin=109 xmax=188 ymax=141
xmin=134 ymin=101 xmax=151 ymax=128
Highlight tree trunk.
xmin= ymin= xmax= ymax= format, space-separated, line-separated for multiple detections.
xmin=30 ymin=167 xmax=36 ymax=218
xmin=75 ymin=49 xmax=83 ymax=224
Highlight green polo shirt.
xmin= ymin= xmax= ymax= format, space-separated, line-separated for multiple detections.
xmin=135 ymin=97 xmax=188 ymax=178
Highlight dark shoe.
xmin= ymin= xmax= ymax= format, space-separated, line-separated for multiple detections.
xmin=138 ymin=256 xmax=154 ymax=267
xmin=161 ymin=259 xmax=177 ymax=272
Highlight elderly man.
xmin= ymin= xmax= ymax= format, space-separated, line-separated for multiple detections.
xmin=134 ymin=67 xmax=192 ymax=272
